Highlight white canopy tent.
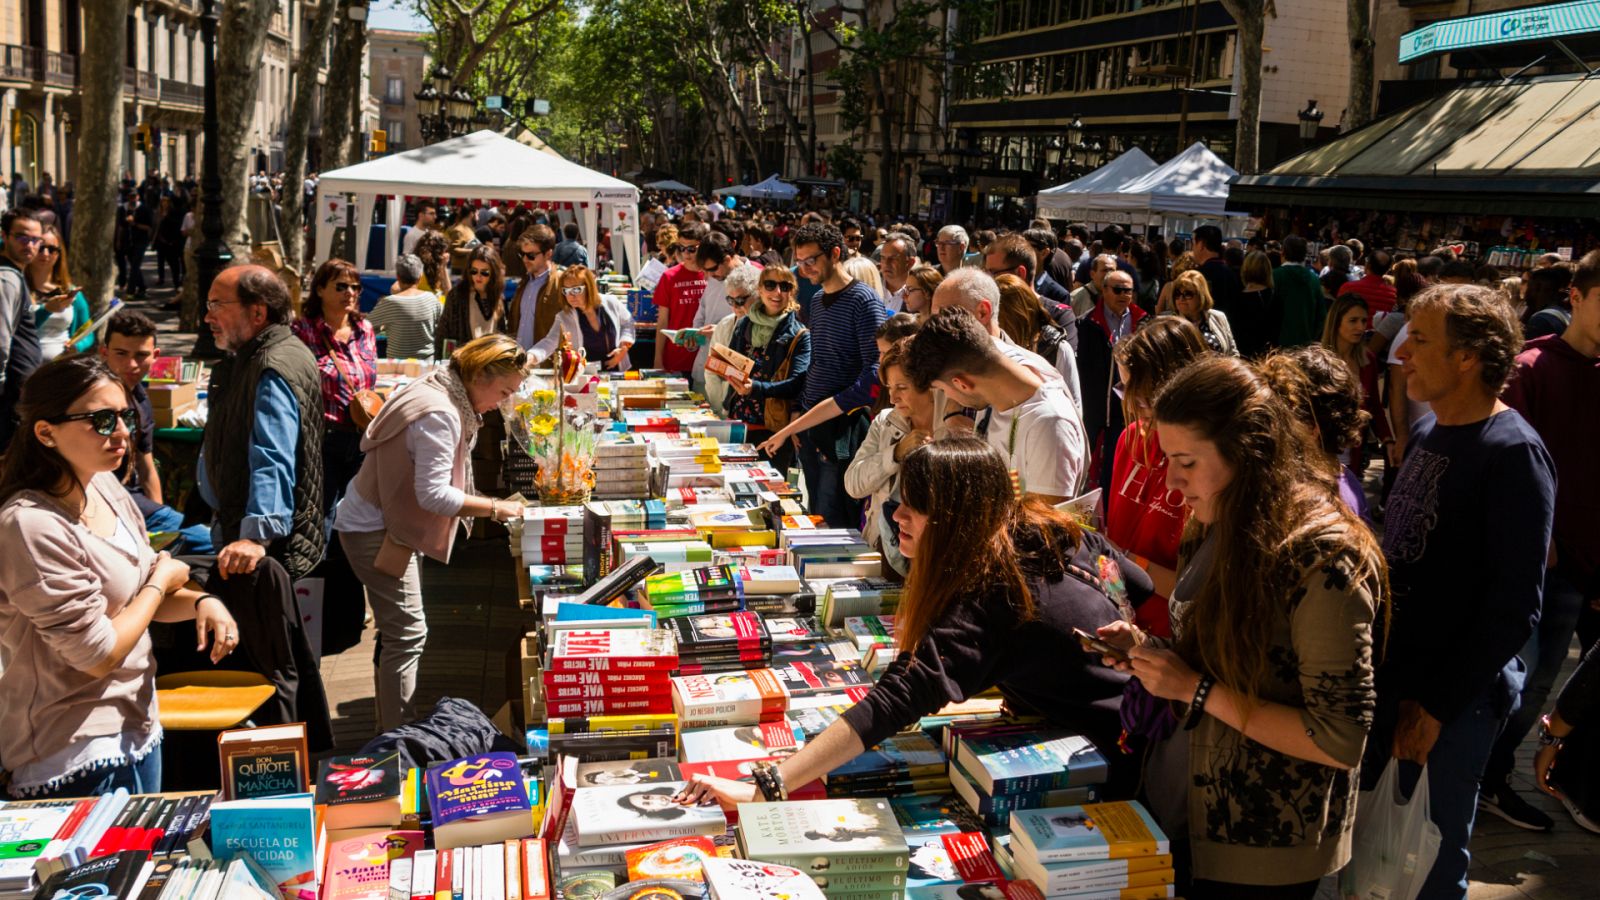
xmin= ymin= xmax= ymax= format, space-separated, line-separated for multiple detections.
xmin=314 ymin=129 xmax=641 ymax=278
xmin=1034 ymin=148 xmax=1158 ymax=219
xmin=743 ymin=174 xmax=799 ymax=201
xmin=645 ymin=179 xmax=696 ymax=193
xmin=1076 ymin=141 xmax=1237 ymax=217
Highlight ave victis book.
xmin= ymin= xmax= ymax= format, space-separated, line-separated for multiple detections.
xmin=548 ymin=629 xmax=679 ymax=672
xmin=569 ymin=783 xmax=726 ymax=847
xmin=737 ymin=799 xmax=909 ymax=873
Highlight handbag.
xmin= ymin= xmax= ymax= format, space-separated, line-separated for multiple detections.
xmin=349 ymin=389 xmax=384 ymax=431
xmin=762 ymin=325 xmax=807 ymax=432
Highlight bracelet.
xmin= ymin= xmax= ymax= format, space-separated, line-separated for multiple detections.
xmin=1183 ymin=674 xmax=1215 ymax=731
xmin=750 ymin=761 xmax=780 ymax=801
xmin=1538 ymin=714 xmax=1567 ymax=749
xmin=193 ymin=593 xmax=219 ymax=610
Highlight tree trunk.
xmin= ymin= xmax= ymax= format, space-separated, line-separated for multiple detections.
xmin=71 ymin=0 xmax=127 ymax=316
xmin=281 ymin=0 xmax=339 ymax=274
xmin=217 ymin=0 xmax=275 ymax=260
xmin=322 ymin=0 xmax=369 ymax=171
xmin=1222 ymin=0 xmax=1265 ymax=175
xmin=1346 ymin=0 xmax=1375 ymax=131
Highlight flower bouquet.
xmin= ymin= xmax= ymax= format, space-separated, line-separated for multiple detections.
xmin=502 ymin=335 xmax=600 ymax=504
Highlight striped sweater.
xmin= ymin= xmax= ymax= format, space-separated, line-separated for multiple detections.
xmin=800 ymin=279 xmax=888 ymax=412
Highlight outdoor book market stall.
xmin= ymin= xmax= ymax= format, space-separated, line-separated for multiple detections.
xmin=1037 ymin=142 xmax=1246 ymax=239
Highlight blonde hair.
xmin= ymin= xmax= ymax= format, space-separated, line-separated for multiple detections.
xmin=451 ymin=333 xmax=528 ymax=383
xmin=1173 ymin=269 xmax=1215 ymax=317
xmin=841 ymin=256 xmax=885 ymax=296
xmin=1242 ymin=250 xmax=1274 ymax=289
xmin=654 ymin=224 xmax=679 ymax=254
xmin=560 ymin=264 xmax=603 ymax=312
xmin=757 ymin=266 xmax=801 ymax=313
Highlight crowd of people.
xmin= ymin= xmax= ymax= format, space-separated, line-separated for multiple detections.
xmin=0 ymin=182 xmax=1592 ymax=900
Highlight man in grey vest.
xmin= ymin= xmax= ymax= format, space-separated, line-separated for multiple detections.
xmin=199 ymin=265 xmax=326 ymax=581
xmin=0 ymin=208 xmax=43 ymax=450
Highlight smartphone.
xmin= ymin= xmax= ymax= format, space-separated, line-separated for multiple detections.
xmin=1074 ymin=627 xmax=1129 ymax=663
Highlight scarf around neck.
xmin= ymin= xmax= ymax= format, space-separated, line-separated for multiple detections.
xmin=431 ymin=365 xmax=483 ymax=529
xmin=745 ymin=305 xmax=784 ymax=349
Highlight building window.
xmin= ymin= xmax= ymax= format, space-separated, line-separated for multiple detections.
xmin=384 ymin=119 xmax=404 ymax=147
xmin=386 ymin=77 xmax=405 ymax=105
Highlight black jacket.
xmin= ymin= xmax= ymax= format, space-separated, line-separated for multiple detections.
xmin=725 ymin=311 xmax=811 ymax=406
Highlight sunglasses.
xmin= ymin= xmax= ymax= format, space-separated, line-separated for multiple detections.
xmin=1175 ymin=289 xmax=1198 ymax=299
xmin=470 ymin=269 xmax=492 ymax=277
xmin=562 ymin=285 xmax=586 ymax=296
xmin=728 ymin=294 xmax=750 ymax=306
xmin=1110 ymin=286 xmax=1135 ymax=295
xmin=676 ymin=244 xmax=700 ymax=254
xmin=844 ymin=234 xmax=863 ymax=242
xmin=39 ymin=245 xmax=59 ymax=255
xmin=762 ymin=280 xmax=794 ymax=292
xmin=520 ymin=250 xmax=545 ymax=260
xmin=48 ymin=408 xmax=138 ymax=436
xmin=935 ymin=240 xmax=964 ymax=248
xmin=333 ymin=281 xmax=361 ymax=293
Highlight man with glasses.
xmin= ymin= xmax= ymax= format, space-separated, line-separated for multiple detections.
xmin=878 ymin=235 xmax=918 ymax=313
xmin=199 ymin=265 xmax=326 ymax=584
xmin=934 ymin=225 xmax=971 ymax=275
xmin=840 ymin=220 xmax=866 ymax=260
xmin=1077 ymin=269 xmax=1146 ymax=492
xmin=0 ymin=208 xmax=42 ymax=449
xmin=508 ymin=224 xmax=563 ymax=350
xmin=653 ymin=222 xmax=710 ymax=375
xmin=985 ymin=234 xmax=1076 ymax=349
xmin=690 ymin=232 xmax=755 ymax=390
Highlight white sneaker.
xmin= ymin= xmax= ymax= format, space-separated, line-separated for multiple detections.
xmin=1561 ymin=795 xmax=1600 ymax=835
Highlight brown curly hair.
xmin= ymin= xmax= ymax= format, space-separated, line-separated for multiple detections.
xmin=1407 ymin=283 xmax=1523 ymax=394
xmin=1258 ymin=345 xmax=1368 ymax=463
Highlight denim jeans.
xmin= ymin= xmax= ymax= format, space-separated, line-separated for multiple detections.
xmin=797 ymin=430 xmax=863 ymax=530
xmin=1365 ymin=671 xmax=1520 ymax=900
xmin=12 ymin=745 xmax=162 ymax=800
xmin=1484 ymin=566 xmax=1584 ymax=786
xmin=144 ymin=504 xmax=214 ymax=555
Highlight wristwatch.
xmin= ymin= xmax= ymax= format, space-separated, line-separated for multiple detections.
xmin=1537 ymin=714 xmax=1566 ymax=749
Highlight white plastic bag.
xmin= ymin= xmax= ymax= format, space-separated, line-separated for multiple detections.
xmin=1341 ymin=759 xmax=1443 ymax=900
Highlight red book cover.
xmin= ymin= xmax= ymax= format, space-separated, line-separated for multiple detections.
xmin=548 ymin=629 xmax=679 ymax=673
xmin=543 ymin=670 xmax=661 ymax=686
xmin=944 ymin=831 xmax=1005 ymax=883
xmin=547 ymin=697 xmax=675 ymax=717
xmin=542 ymin=681 xmax=673 ymax=701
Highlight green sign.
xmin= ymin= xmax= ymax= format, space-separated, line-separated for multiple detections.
xmin=1400 ymin=0 xmax=1600 ymax=62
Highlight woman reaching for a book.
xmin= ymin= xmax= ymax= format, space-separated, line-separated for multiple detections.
xmin=676 ymin=436 xmax=1149 ymax=810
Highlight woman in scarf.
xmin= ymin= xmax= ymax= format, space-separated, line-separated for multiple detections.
xmin=723 ymin=266 xmax=811 ymax=473
xmin=332 ymin=334 xmax=528 ymax=730
xmin=437 ymin=245 xmax=506 ymax=351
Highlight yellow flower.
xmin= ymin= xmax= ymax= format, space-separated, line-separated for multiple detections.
xmin=530 ymin=414 xmax=558 ymax=436
xmin=532 ymin=390 xmax=558 ymax=404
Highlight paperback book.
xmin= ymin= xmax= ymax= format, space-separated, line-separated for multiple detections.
xmin=701 ymin=856 xmax=826 ymax=900
xmin=314 ymin=753 xmax=403 ymax=832
xmin=208 ymin=792 xmax=317 ymax=899
xmin=672 ymin=669 xmax=789 ymax=729
xmin=737 ymin=799 xmax=910 ymax=874
xmin=425 ymin=753 xmax=536 ymax=850
xmin=1008 ymin=802 xmax=1170 ymax=865
xmin=569 ymin=782 xmax=727 ymax=847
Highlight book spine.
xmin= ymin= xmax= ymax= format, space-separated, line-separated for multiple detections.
xmin=750 ymin=852 xmax=911 ymax=874
xmin=809 ymin=869 xmax=906 ymax=890
xmin=411 ymin=849 xmax=436 ymax=900
xmin=581 ymin=821 xmax=720 ymax=847
xmin=522 ymin=839 xmax=550 ymax=900
xmin=503 ymin=840 xmax=522 ymax=900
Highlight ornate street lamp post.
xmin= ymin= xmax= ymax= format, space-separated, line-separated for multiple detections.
xmin=192 ymin=0 xmax=230 ymax=357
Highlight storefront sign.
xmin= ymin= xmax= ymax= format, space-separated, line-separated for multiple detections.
xmin=1400 ymin=0 xmax=1600 ymax=62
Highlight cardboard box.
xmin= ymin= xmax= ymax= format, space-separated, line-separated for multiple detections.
xmin=147 ymin=381 xmax=198 ymax=409
xmin=152 ymin=399 xmax=198 ymax=428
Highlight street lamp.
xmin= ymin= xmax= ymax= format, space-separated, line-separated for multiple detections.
xmin=1066 ymin=117 xmax=1083 ymax=148
xmin=1086 ymin=139 xmax=1105 ymax=168
xmin=415 ymin=66 xmax=481 ymax=144
xmin=192 ymin=0 xmax=230 ymax=357
xmin=1298 ymin=99 xmax=1324 ymax=142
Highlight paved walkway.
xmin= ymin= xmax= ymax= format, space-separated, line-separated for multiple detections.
xmin=119 ymin=263 xmax=1597 ymax=898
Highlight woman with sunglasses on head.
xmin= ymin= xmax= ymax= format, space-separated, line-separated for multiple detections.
xmin=1166 ymin=270 xmax=1237 ymax=357
xmin=530 ymin=265 xmax=636 ymax=373
xmin=0 ymin=355 xmax=239 ymax=798
xmin=723 ymin=265 xmax=811 ymax=474
xmin=292 ymin=259 xmax=378 ymax=514
xmin=27 ymin=224 xmax=94 ymax=359
xmin=438 ymin=245 xmax=507 ymax=351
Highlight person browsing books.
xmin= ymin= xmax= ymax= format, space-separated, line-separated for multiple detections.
xmin=1094 ymin=355 xmax=1387 ymax=899
xmin=333 ymin=335 xmax=529 ymax=731
xmin=529 ymin=265 xmax=635 ymax=373
xmin=0 ymin=355 xmax=239 ymax=798
xmin=678 ymin=436 xmax=1147 ymax=810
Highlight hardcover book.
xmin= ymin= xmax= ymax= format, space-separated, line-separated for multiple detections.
xmin=573 ymin=758 xmax=682 ymax=788
xmin=737 ymin=799 xmax=909 ymax=873
xmin=425 ymin=754 xmax=536 ymax=850
xmin=701 ymin=857 xmax=825 ymax=900
xmin=569 ymin=782 xmax=727 ymax=847
xmin=1008 ymin=802 xmax=1170 ymax=865
xmin=208 ymin=792 xmax=317 ymax=899
xmin=314 ymin=753 xmax=404 ymax=832
xmin=217 ymin=723 xmax=311 ymax=801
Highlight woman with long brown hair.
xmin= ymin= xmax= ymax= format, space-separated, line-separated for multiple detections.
xmin=996 ymin=273 xmax=1078 ymax=401
xmin=437 ymin=244 xmax=506 ymax=350
xmin=680 ymin=436 xmax=1151 ymax=809
xmin=1097 ymin=355 xmax=1387 ymax=899
xmin=1320 ymin=293 xmax=1393 ymax=471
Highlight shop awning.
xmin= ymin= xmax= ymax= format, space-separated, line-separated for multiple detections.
xmin=1229 ymin=73 xmax=1600 ymax=217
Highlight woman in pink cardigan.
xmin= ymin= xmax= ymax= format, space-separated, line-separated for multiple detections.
xmin=0 ymin=355 xmax=238 ymax=798
xmin=333 ymin=334 xmax=528 ymax=731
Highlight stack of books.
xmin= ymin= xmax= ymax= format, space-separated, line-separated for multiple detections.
xmin=618 ymin=538 xmax=715 ymax=574
xmin=519 ymin=506 xmax=585 ymax=568
xmin=539 ymin=713 xmax=680 ymax=765
xmin=652 ymin=436 xmax=724 ymax=491
xmin=738 ymin=799 xmax=911 ymax=898
xmin=592 ymin=433 xmax=652 ymax=499
xmin=393 ymin=839 xmax=550 ymax=900
xmin=671 ymin=667 xmax=789 ymax=729
xmin=945 ymin=726 xmax=1108 ymax=827
xmin=1008 ymin=801 xmax=1174 ymax=899
xmin=644 ymin=564 xmax=745 ymax=617
xmin=544 ymin=629 xmax=679 ymax=719
xmin=667 ymin=611 xmax=773 ymax=675
xmin=821 ymin=578 xmax=904 ymax=627
xmin=785 ymin=530 xmax=884 ymax=580
xmin=826 ymin=732 xmax=951 ymax=799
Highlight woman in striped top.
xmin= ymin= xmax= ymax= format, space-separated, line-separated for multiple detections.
xmin=369 ymin=254 xmax=443 ymax=361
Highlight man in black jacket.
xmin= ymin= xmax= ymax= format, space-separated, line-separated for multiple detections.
xmin=1075 ymin=270 xmax=1147 ymax=491
xmin=984 ymin=233 xmax=1077 ymax=350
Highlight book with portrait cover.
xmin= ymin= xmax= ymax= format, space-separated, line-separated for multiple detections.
xmin=573 ymin=758 xmax=682 ymax=789
xmin=667 ymin=612 xmax=771 ymax=656
xmin=737 ymin=799 xmax=909 ymax=873
xmin=760 ymin=615 xmax=823 ymax=643
xmin=702 ymin=857 xmax=825 ymax=900
xmin=548 ymin=629 xmax=679 ymax=672
xmin=569 ymin=782 xmax=727 ymax=847
xmin=424 ymin=753 xmax=535 ymax=850
xmin=1008 ymin=801 xmax=1170 ymax=865
xmin=671 ymin=669 xmax=789 ymax=729
xmin=216 ymin=723 xmax=310 ymax=801
xmin=773 ymin=660 xmax=872 ymax=698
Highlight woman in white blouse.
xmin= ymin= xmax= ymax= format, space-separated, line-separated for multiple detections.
xmin=531 ymin=264 xmax=636 ymax=372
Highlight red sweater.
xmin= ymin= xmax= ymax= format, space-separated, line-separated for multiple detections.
xmin=1105 ymin=420 xmax=1187 ymax=636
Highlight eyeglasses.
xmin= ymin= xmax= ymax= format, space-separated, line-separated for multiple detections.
xmin=205 ymin=298 xmax=240 ymax=313
xmin=332 ymin=281 xmax=361 ymax=293
xmin=935 ymin=240 xmax=964 ymax=249
xmin=795 ymin=251 xmax=824 ymax=269
xmin=676 ymin=243 xmax=700 ymax=254
xmin=728 ymin=293 xmax=750 ymax=306
xmin=562 ymin=285 xmax=587 ymax=296
xmin=39 ymin=245 xmax=59 ymax=255
xmin=762 ymin=280 xmax=795 ymax=292
xmin=1110 ymin=286 xmax=1135 ymax=295
xmin=1175 ymin=289 xmax=1198 ymax=299
xmin=469 ymin=269 xmax=492 ymax=278
xmin=47 ymin=408 xmax=138 ymax=436
xmin=9 ymin=233 xmax=40 ymax=245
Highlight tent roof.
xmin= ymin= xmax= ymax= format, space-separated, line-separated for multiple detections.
xmin=744 ymin=174 xmax=799 ymax=200
xmin=317 ymin=129 xmax=637 ymax=203
xmin=1078 ymin=142 xmax=1237 ymax=215
xmin=1039 ymin=148 xmax=1159 ymax=198
xmin=645 ymin=179 xmax=696 ymax=193
xmin=1230 ymin=74 xmax=1600 ymax=216
xmin=508 ymin=126 xmax=566 ymax=160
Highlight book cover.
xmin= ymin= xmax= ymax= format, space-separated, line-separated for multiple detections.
xmin=1009 ymin=802 xmax=1169 ymax=865
xmin=548 ymin=697 xmax=675 ymax=717
xmin=217 ymin=723 xmax=311 ymax=801
xmin=569 ymin=783 xmax=727 ymax=847
xmin=672 ymin=669 xmax=789 ymax=729
xmin=667 ymin=612 xmax=770 ymax=656
xmin=901 ymin=881 xmax=1046 ymax=899
xmin=948 ymin=757 xmax=1099 ymax=823
xmin=957 ymin=731 xmax=1109 ymax=797
xmin=543 ymin=681 xmax=673 ymax=701
xmin=645 ymin=565 xmax=743 ymax=605
xmin=624 ymin=836 xmax=717 ymax=882
xmin=321 ymin=830 xmax=424 ymax=900
xmin=0 ymin=800 xmax=73 ymax=888
xmin=706 ymin=343 xmax=754 ymax=386
xmin=573 ymin=758 xmax=682 ymax=788
xmin=549 ymin=629 xmax=679 ymax=672
xmin=315 ymin=753 xmax=404 ymax=832
xmin=903 ymin=830 xmax=1005 ymax=891
xmin=678 ymin=721 xmax=805 ymax=763
xmin=737 ymin=800 xmax=909 ymax=873
xmin=34 ymin=849 xmax=148 ymax=900
xmin=774 ymin=660 xmax=872 ymax=697
xmin=425 ymin=754 xmax=535 ymax=850
xmin=760 ymin=616 xmax=823 ymax=643
xmin=829 ymin=733 xmax=947 ymax=782
xmin=521 ymin=838 xmax=550 ymax=900
xmin=208 ymin=793 xmax=317 ymax=899
xmin=844 ymin=615 xmax=897 ymax=650
xmin=701 ymin=857 xmax=825 ymax=900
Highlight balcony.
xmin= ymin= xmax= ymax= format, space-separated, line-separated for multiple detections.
xmin=0 ymin=45 xmax=77 ymax=87
xmin=125 ymin=67 xmax=158 ymax=96
xmin=161 ymin=77 xmax=203 ymax=108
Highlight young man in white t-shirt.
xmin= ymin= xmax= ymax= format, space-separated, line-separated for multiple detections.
xmin=905 ymin=306 xmax=1086 ymax=502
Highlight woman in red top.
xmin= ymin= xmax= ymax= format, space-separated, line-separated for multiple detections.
xmin=1106 ymin=317 xmax=1208 ymax=637
xmin=1320 ymin=294 xmax=1393 ymax=472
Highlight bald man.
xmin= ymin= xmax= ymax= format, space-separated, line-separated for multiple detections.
xmin=198 ymin=264 xmax=326 ymax=581
xmin=931 ymin=268 xmax=1082 ymax=411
